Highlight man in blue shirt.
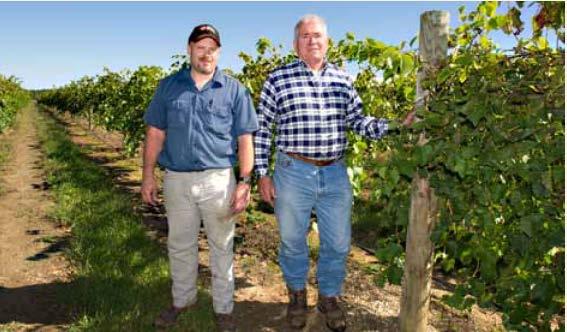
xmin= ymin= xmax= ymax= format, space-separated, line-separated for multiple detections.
xmin=254 ymin=15 xmax=414 ymax=331
xmin=142 ymin=24 xmax=258 ymax=332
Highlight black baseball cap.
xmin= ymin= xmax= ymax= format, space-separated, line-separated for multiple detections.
xmin=188 ymin=24 xmax=221 ymax=46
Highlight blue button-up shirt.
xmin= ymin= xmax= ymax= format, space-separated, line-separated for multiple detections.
xmin=254 ymin=60 xmax=388 ymax=177
xmin=144 ymin=67 xmax=258 ymax=172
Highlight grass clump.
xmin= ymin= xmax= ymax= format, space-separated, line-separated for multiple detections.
xmin=36 ymin=108 xmax=215 ymax=331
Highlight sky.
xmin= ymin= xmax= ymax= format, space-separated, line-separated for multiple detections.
xmin=0 ymin=1 xmax=543 ymax=90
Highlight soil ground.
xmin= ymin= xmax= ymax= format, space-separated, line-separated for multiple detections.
xmin=0 ymin=105 xmax=72 ymax=332
xmin=0 ymin=105 xmax=504 ymax=331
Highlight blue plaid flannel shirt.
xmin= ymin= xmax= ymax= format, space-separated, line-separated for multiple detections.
xmin=254 ymin=59 xmax=389 ymax=177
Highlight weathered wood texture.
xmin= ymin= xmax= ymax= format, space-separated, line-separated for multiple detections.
xmin=399 ymin=10 xmax=449 ymax=332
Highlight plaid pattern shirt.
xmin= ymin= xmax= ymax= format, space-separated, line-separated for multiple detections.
xmin=254 ymin=59 xmax=389 ymax=177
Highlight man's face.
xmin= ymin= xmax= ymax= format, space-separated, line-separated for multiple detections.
xmin=294 ymin=19 xmax=328 ymax=66
xmin=188 ymin=38 xmax=220 ymax=75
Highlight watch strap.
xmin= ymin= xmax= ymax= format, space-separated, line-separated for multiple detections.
xmin=238 ymin=175 xmax=252 ymax=184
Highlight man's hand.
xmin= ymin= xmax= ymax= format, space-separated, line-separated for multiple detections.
xmin=258 ymin=176 xmax=276 ymax=207
xmin=230 ymin=183 xmax=251 ymax=214
xmin=142 ymin=126 xmax=165 ymax=206
xmin=402 ymin=109 xmax=417 ymax=127
xmin=141 ymin=175 xmax=159 ymax=206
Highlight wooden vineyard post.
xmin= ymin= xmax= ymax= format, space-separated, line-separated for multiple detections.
xmin=399 ymin=10 xmax=449 ymax=332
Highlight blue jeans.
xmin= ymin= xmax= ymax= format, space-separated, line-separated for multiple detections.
xmin=273 ymin=151 xmax=353 ymax=296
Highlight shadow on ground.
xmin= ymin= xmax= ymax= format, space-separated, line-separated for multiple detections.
xmin=0 ymin=282 xmax=72 ymax=325
xmin=25 ymin=235 xmax=70 ymax=261
xmin=233 ymin=299 xmax=398 ymax=332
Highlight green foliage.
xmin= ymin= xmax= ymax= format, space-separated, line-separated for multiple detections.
xmin=236 ymin=37 xmax=297 ymax=104
xmin=39 ymin=66 xmax=165 ymax=155
xmin=116 ymin=66 xmax=165 ymax=155
xmin=371 ymin=2 xmax=564 ymax=330
xmin=332 ymin=34 xmax=417 ymax=197
xmin=0 ymin=74 xmax=31 ymax=133
xmin=532 ymin=2 xmax=565 ymax=43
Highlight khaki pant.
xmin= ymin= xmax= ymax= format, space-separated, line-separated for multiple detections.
xmin=163 ymin=168 xmax=235 ymax=314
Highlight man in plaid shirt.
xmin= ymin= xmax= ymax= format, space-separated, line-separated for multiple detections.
xmin=254 ymin=14 xmax=414 ymax=331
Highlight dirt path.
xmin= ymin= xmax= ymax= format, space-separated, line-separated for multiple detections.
xmin=0 ymin=105 xmax=71 ymax=332
xmin=48 ymin=109 xmax=503 ymax=331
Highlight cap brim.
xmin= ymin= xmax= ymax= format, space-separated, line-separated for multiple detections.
xmin=192 ymin=35 xmax=221 ymax=46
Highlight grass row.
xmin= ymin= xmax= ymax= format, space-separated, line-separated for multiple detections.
xmin=36 ymin=106 xmax=216 ymax=331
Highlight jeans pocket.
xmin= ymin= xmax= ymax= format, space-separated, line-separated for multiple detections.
xmin=276 ymin=153 xmax=293 ymax=169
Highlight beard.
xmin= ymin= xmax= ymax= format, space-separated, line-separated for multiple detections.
xmin=191 ymin=56 xmax=215 ymax=75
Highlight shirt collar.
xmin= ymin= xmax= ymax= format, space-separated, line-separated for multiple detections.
xmin=178 ymin=66 xmax=225 ymax=88
xmin=297 ymin=58 xmax=329 ymax=74
xmin=211 ymin=67 xmax=225 ymax=86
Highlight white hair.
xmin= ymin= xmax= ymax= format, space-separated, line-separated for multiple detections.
xmin=294 ymin=14 xmax=328 ymax=42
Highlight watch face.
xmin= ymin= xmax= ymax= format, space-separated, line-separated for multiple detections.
xmin=239 ymin=176 xmax=251 ymax=184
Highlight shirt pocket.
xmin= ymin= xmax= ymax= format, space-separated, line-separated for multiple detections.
xmin=206 ymin=104 xmax=232 ymax=138
xmin=166 ymin=98 xmax=190 ymax=128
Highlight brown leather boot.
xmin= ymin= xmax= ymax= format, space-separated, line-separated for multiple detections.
xmin=317 ymin=294 xmax=346 ymax=332
xmin=215 ymin=313 xmax=237 ymax=332
xmin=287 ymin=287 xmax=307 ymax=329
xmin=154 ymin=305 xmax=189 ymax=328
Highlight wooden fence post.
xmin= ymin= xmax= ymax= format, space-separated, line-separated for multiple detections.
xmin=399 ymin=10 xmax=449 ymax=332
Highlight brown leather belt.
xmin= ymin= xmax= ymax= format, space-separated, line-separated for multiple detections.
xmin=285 ymin=152 xmax=338 ymax=167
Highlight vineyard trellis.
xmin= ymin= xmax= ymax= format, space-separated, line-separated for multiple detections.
xmin=37 ymin=2 xmax=564 ymax=330
xmin=0 ymin=75 xmax=31 ymax=133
